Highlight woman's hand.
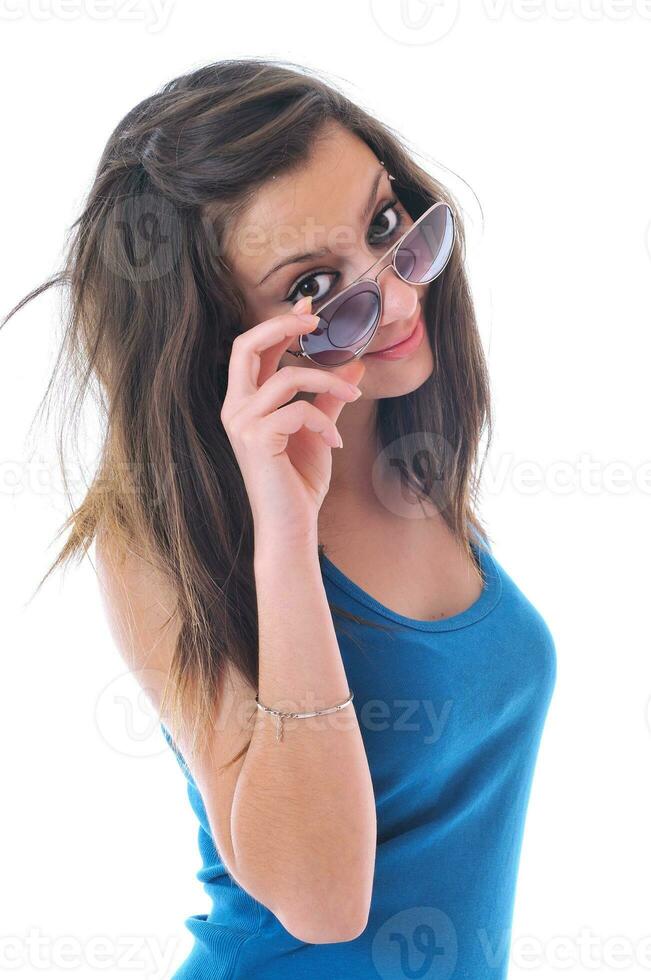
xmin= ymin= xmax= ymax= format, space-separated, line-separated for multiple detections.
xmin=220 ymin=295 xmax=366 ymax=541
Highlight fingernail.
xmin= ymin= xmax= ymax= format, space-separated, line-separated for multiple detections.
xmin=347 ymin=383 xmax=362 ymax=396
xmin=298 ymin=313 xmax=318 ymax=324
xmin=295 ymin=296 xmax=312 ymax=313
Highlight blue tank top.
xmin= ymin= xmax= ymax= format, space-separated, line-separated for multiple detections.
xmin=160 ymin=532 xmax=557 ymax=979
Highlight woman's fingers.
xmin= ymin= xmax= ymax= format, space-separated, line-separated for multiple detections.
xmin=255 ymin=399 xmax=344 ymax=454
xmin=254 ymin=295 xmax=316 ymax=389
xmin=224 ymin=309 xmax=321 ymax=407
xmin=242 ymin=364 xmax=362 ymax=420
xmin=311 ymin=358 xmax=367 ymax=427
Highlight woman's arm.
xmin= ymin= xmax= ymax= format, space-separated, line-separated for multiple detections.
xmin=233 ymin=526 xmax=377 ymax=943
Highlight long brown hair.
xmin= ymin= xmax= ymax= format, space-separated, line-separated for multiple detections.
xmin=1 ymin=57 xmax=493 ymax=763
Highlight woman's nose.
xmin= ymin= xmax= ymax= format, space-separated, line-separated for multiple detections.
xmin=374 ymin=262 xmax=421 ymax=326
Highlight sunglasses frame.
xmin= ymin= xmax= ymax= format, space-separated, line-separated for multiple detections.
xmin=287 ymin=200 xmax=455 ymax=366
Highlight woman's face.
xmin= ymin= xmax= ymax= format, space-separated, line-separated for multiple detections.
xmin=224 ymin=123 xmax=434 ymax=401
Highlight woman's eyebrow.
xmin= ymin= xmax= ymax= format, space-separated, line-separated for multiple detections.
xmin=256 ymin=163 xmax=386 ymax=287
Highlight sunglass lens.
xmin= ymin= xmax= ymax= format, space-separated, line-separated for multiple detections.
xmin=395 ymin=204 xmax=454 ymax=284
xmin=300 ymin=285 xmax=380 ymax=365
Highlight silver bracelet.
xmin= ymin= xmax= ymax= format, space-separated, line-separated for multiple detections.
xmin=254 ymin=689 xmax=354 ymax=743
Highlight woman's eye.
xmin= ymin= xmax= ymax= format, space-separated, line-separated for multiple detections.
xmin=284 ymin=199 xmax=404 ymax=305
xmin=368 ymin=201 xmax=402 ymax=245
xmin=286 ymin=270 xmax=338 ymax=306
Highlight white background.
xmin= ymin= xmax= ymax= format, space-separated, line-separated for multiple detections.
xmin=1 ymin=1 xmax=650 ymax=978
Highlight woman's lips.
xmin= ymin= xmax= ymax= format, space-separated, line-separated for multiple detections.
xmin=364 ymin=312 xmax=425 ymax=360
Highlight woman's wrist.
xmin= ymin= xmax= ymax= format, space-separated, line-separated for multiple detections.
xmin=253 ymin=523 xmax=320 ymax=568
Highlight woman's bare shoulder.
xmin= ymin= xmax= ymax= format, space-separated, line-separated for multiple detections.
xmin=94 ymin=522 xmax=179 ymax=674
xmin=93 ymin=522 xmax=257 ymax=879
xmin=93 ymin=521 xmax=255 ymax=724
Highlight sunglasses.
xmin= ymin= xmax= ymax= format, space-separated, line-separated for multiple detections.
xmin=287 ymin=198 xmax=455 ymax=367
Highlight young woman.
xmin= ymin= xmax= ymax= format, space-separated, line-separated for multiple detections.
xmin=5 ymin=58 xmax=557 ymax=978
